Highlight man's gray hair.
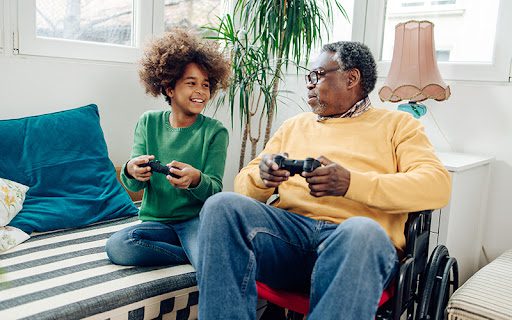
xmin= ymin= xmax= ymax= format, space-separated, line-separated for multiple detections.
xmin=321 ymin=41 xmax=377 ymax=97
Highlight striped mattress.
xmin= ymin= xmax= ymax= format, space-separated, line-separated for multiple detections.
xmin=447 ymin=249 xmax=512 ymax=320
xmin=0 ymin=216 xmax=199 ymax=320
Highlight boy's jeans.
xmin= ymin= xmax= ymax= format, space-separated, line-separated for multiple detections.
xmin=197 ymin=192 xmax=398 ymax=320
xmin=106 ymin=216 xmax=199 ymax=268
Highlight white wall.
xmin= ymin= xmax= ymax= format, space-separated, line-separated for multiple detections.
xmin=410 ymin=80 xmax=512 ymax=263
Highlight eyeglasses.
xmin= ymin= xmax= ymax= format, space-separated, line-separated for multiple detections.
xmin=305 ymin=67 xmax=341 ymax=85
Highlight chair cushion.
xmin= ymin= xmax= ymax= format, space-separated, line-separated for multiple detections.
xmin=447 ymin=249 xmax=512 ymax=320
xmin=257 ymin=281 xmax=310 ymax=314
xmin=0 ymin=104 xmax=138 ymax=234
xmin=256 ymin=280 xmax=394 ymax=315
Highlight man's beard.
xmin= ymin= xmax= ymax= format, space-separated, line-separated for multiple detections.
xmin=310 ymin=97 xmax=328 ymax=115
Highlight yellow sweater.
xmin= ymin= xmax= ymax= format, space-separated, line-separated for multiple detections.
xmin=234 ymin=108 xmax=451 ymax=251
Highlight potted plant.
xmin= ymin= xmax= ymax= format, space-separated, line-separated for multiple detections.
xmin=207 ymin=0 xmax=348 ymax=169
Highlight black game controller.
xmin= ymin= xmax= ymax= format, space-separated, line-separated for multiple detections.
xmin=140 ymin=160 xmax=179 ymax=178
xmin=273 ymin=155 xmax=321 ymax=176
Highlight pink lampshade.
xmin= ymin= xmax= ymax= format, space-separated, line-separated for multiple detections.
xmin=379 ymin=20 xmax=450 ymax=103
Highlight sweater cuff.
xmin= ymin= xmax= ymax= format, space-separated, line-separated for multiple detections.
xmin=253 ymin=174 xmax=268 ymax=189
xmin=344 ymin=170 xmax=371 ymax=204
xmin=188 ymin=172 xmax=210 ymax=201
xmin=121 ymin=161 xmax=145 ymax=192
xmin=122 ymin=161 xmax=135 ymax=179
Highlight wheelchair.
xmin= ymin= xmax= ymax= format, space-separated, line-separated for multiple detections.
xmin=257 ymin=210 xmax=459 ymax=320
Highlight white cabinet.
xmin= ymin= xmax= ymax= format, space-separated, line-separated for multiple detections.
xmin=429 ymin=152 xmax=493 ymax=284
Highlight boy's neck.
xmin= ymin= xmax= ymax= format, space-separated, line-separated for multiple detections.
xmin=169 ymin=110 xmax=198 ymax=128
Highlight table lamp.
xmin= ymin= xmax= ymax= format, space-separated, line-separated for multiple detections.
xmin=379 ymin=20 xmax=450 ymax=118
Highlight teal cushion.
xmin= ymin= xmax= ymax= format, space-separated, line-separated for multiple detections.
xmin=0 ymin=104 xmax=138 ymax=233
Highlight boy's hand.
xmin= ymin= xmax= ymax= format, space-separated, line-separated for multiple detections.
xmin=166 ymin=160 xmax=201 ymax=189
xmin=126 ymin=155 xmax=155 ymax=182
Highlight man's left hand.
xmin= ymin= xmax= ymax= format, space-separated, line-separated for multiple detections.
xmin=302 ymin=156 xmax=350 ymax=197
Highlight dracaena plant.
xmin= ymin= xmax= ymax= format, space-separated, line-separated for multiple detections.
xmin=205 ymin=15 xmax=282 ymax=170
xmin=206 ymin=0 xmax=348 ymax=169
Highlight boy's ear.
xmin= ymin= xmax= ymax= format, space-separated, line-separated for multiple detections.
xmin=166 ymin=87 xmax=174 ymax=98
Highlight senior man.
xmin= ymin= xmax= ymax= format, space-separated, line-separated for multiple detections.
xmin=196 ymin=41 xmax=451 ymax=320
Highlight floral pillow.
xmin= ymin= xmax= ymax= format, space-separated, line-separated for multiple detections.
xmin=1 ymin=177 xmax=29 ymax=226
xmin=0 ymin=178 xmax=30 ymax=252
xmin=0 ymin=226 xmax=30 ymax=252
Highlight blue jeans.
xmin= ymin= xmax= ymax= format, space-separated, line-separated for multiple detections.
xmin=105 ymin=216 xmax=199 ymax=268
xmin=197 ymin=192 xmax=399 ymax=320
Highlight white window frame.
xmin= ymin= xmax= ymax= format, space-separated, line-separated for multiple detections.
xmin=0 ymin=1 xmax=5 ymax=53
xmin=16 ymin=0 xmax=153 ymax=63
xmin=356 ymin=0 xmax=512 ymax=82
xmin=152 ymin=0 xmax=165 ymax=37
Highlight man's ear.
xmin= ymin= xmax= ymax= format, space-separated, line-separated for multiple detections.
xmin=347 ymin=69 xmax=361 ymax=89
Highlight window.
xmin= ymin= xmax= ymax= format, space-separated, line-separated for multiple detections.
xmin=151 ymin=0 xmax=227 ymax=37
xmin=381 ymin=0 xmax=497 ymax=63
xmin=164 ymin=0 xmax=224 ymax=32
xmin=276 ymin=0 xmax=356 ymax=71
xmin=328 ymin=1 xmax=355 ymax=44
xmin=17 ymin=0 xmax=153 ymax=62
xmin=17 ymin=0 xmax=228 ymax=62
xmin=35 ymin=0 xmax=134 ymax=46
xmin=360 ymin=0 xmax=512 ymax=81
xmin=307 ymin=0 xmax=356 ymax=61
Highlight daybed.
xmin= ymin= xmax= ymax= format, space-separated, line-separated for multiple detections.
xmin=0 ymin=104 xmax=198 ymax=319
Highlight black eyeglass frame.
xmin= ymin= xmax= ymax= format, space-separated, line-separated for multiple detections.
xmin=305 ymin=66 xmax=342 ymax=85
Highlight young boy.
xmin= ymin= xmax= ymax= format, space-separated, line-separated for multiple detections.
xmin=106 ymin=29 xmax=231 ymax=268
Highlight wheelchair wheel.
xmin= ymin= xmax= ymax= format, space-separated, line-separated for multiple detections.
xmin=416 ymin=245 xmax=459 ymax=320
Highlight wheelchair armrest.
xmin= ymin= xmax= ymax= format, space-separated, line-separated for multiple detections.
xmin=394 ymin=256 xmax=415 ymax=318
xmin=403 ymin=210 xmax=433 ymax=294
xmin=405 ymin=210 xmax=432 ymax=265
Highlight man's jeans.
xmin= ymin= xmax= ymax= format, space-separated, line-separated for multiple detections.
xmin=197 ymin=192 xmax=398 ymax=320
xmin=105 ymin=216 xmax=199 ymax=268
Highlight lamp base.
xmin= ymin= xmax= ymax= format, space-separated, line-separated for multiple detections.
xmin=397 ymin=102 xmax=427 ymax=119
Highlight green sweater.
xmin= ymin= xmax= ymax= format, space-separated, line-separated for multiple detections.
xmin=121 ymin=110 xmax=229 ymax=222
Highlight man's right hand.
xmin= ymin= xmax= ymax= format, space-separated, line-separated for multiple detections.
xmin=259 ymin=153 xmax=290 ymax=188
xmin=126 ymin=155 xmax=155 ymax=182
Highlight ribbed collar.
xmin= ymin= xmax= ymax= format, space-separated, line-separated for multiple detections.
xmin=317 ymin=96 xmax=372 ymax=122
xmin=165 ymin=111 xmax=205 ymax=131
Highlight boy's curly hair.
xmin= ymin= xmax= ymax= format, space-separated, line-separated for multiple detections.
xmin=139 ymin=29 xmax=230 ymax=105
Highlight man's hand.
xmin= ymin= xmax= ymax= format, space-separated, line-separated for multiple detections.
xmin=259 ymin=153 xmax=290 ymax=188
xmin=126 ymin=155 xmax=155 ymax=182
xmin=166 ymin=160 xmax=202 ymax=189
xmin=302 ymin=156 xmax=350 ymax=197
